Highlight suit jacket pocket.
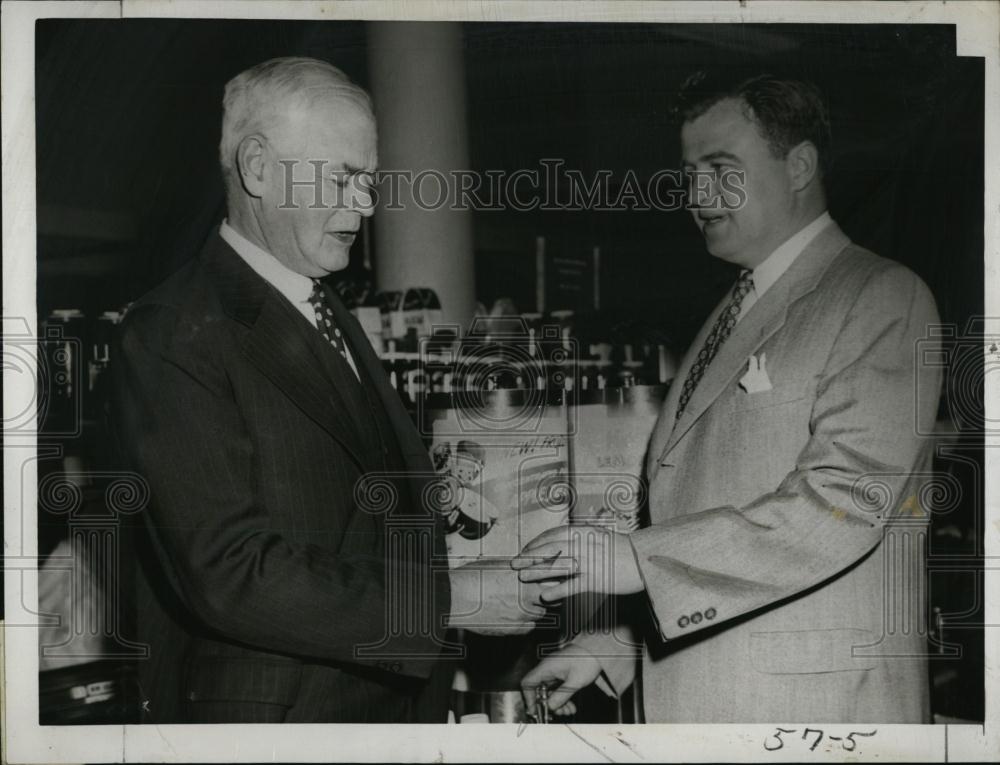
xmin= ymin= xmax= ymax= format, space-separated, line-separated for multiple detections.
xmin=184 ymin=657 xmax=303 ymax=707
xmin=750 ymin=629 xmax=878 ymax=674
xmin=730 ymin=376 xmax=816 ymax=412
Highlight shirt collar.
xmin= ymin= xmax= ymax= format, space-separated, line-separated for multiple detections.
xmin=751 ymin=211 xmax=833 ymax=298
xmin=219 ymin=219 xmax=314 ymax=306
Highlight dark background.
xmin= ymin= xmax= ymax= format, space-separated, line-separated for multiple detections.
xmin=35 ymin=20 xmax=983 ymax=347
xmin=31 ymin=19 xmax=985 ymax=722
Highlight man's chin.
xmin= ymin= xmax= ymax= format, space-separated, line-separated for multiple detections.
xmin=704 ymin=239 xmax=735 ymax=261
xmin=316 ymin=248 xmax=351 ymax=274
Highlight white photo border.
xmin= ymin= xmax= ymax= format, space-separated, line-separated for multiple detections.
xmin=3 ymin=1 xmax=998 ymax=762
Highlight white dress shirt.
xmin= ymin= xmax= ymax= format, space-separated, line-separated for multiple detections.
xmin=220 ymin=220 xmax=360 ymax=379
xmin=739 ymin=211 xmax=833 ymax=322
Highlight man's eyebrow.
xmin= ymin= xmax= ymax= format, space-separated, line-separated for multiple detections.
xmin=681 ymin=151 xmax=741 ymax=168
xmin=700 ymin=151 xmax=741 ymax=163
xmin=327 ymin=163 xmax=369 ymax=175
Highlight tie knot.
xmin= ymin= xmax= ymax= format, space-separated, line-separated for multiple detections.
xmin=309 ymin=280 xmax=333 ymax=317
xmin=309 ymin=280 xmax=331 ymax=311
xmin=734 ymin=269 xmax=754 ymax=299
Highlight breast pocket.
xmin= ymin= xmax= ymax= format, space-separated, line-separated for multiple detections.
xmin=729 ymin=376 xmax=816 ymax=413
xmin=719 ymin=375 xmax=818 ymax=489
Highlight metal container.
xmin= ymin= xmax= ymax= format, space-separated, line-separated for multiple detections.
xmin=451 ymin=689 xmax=535 ymax=724
xmin=450 ymin=628 xmax=560 ymax=723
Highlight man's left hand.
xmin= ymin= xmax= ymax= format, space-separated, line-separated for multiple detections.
xmin=511 ymin=524 xmax=644 ymax=602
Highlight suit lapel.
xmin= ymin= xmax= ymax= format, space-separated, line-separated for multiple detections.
xmin=304 ymin=295 xmax=381 ymax=457
xmin=322 ymin=283 xmax=432 ymax=473
xmin=244 ymin=295 xmax=370 ymax=468
xmin=323 ymin=285 xmax=439 ymax=545
xmin=659 ymin=222 xmax=851 ymax=459
xmin=205 ymin=233 xmax=369 ymax=470
xmin=646 ymin=299 xmax=723 ymax=469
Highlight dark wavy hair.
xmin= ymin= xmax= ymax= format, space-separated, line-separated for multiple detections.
xmin=674 ymin=71 xmax=832 ymax=176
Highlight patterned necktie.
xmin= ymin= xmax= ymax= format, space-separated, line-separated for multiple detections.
xmin=308 ymin=279 xmax=350 ymax=363
xmin=675 ymin=269 xmax=754 ymax=419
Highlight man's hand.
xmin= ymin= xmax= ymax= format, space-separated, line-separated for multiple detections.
xmin=447 ymin=559 xmax=547 ymax=636
xmin=511 ymin=524 xmax=644 ymax=602
xmin=521 ymin=643 xmax=603 ymax=713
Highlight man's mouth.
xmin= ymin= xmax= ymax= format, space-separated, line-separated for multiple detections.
xmin=329 ymin=231 xmax=357 ymax=244
xmin=699 ymin=214 xmax=728 ymax=232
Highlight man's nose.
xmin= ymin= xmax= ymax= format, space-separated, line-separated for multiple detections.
xmin=687 ymin=171 xmax=720 ymax=209
xmin=350 ymin=174 xmax=376 ymax=217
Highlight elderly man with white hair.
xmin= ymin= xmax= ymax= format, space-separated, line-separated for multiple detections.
xmin=113 ymin=57 xmax=544 ymax=724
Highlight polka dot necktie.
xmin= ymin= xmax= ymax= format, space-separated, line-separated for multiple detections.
xmin=308 ymin=279 xmax=350 ymax=363
xmin=676 ymin=269 xmax=754 ymax=419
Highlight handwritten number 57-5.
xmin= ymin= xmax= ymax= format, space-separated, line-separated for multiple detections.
xmin=763 ymin=728 xmax=877 ymax=752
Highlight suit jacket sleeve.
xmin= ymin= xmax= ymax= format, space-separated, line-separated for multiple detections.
xmin=113 ymin=303 xmax=445 ymax=677
xmin=630 ymin=264 xmax=942 ymax=641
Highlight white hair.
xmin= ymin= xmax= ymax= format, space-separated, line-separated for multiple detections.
xmin=219 ymin=56 xmax=373 ymax=196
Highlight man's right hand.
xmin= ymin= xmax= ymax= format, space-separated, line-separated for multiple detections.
xmin=447 ymin=559 xmax=547 ymax=636
xmin=520 ymin=643 xmax=603 ymax=712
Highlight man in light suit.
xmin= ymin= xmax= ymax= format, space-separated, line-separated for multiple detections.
xmin=113 ymin=57 xmax=544 ymax=724
xmin=515 ymin=72 xmax=941 ymax=722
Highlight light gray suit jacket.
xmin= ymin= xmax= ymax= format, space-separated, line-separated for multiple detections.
xmin=580 ymin=222 xmax=941 ymax=723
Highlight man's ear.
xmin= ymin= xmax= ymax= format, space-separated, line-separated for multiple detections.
xmin=786 ymin=140 xmax=820 ymax=192
xmin=236 ymin=134 xmax=268 ymax=198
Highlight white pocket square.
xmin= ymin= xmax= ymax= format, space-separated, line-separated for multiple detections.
xmin=739 ymin=353 xmax=772 ymax=393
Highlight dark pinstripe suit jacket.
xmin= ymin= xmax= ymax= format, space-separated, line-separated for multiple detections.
xmin=113 ymin=230 xmax=455 ymax=723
